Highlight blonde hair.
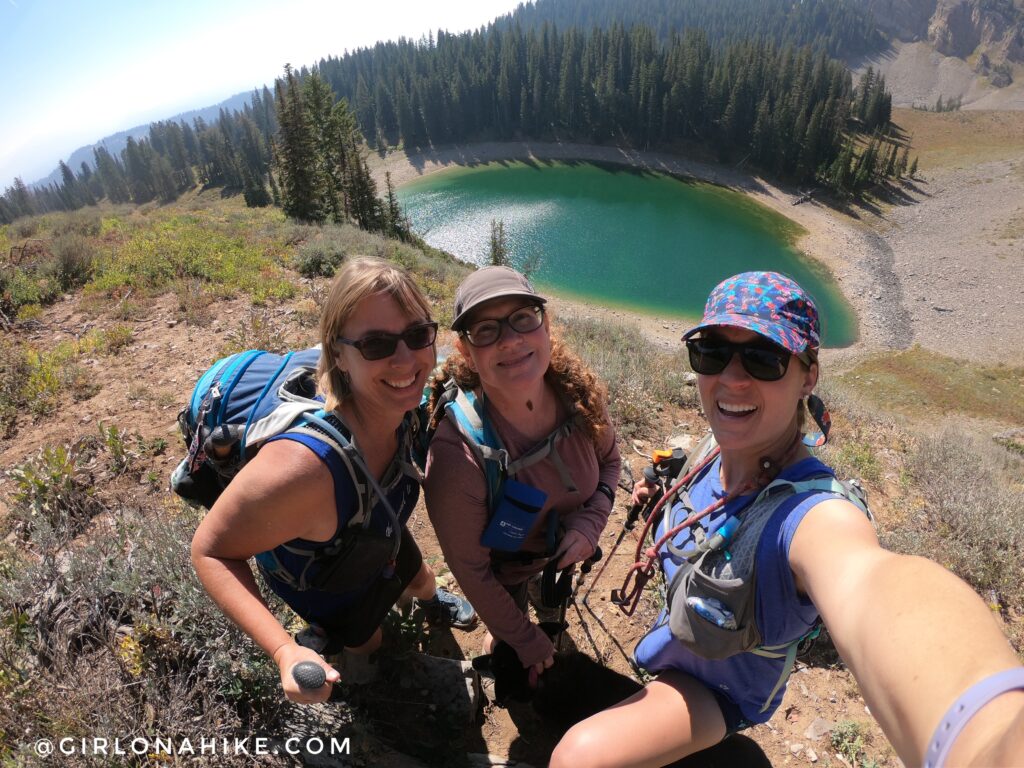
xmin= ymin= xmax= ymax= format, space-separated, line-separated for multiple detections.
xmin=318 ymin=257 xmax=433 ymax=410
xmin=427 ymin=327 xmax=610 ymax=448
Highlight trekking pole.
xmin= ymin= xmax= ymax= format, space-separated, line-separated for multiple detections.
xmin=582 ymin=465 xmax=661 ymax=609
xmin=292 ymin=661 xmax=327 ymax=690
xmin=555 ymin=546 xmax=602 ymax=651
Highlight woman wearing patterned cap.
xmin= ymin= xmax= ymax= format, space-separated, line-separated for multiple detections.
xmin=423 ymin=266 xmax=621 ymax=677
xmin=550 ymin=272 xmax=1024 ymax=767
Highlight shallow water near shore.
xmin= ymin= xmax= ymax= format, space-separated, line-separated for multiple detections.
xmin=398 ymin=160 xmax=857 ymax=347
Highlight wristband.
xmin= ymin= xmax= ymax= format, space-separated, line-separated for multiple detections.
xmin=924 ymin=667 xmax=1024 ymax=768
xmin=595 ymin=482 xmax=615 ymax=504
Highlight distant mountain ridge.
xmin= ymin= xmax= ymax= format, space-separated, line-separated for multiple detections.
xmin=27 ymin=0 xmax=1024 ymax=192
xmin=851 ymin=0 xmax=1023 ymax=61
xmin=848 ymin=0 xmax=1024 ymax=108
xmin=32 ymin=91 xmax=252 ymax=189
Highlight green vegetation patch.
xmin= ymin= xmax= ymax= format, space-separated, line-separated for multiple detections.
xmin=893 ymin=109 xmax=1024 ymax=169
xmin=0 ymin=430 xmax=288 ymax=762
xmin=0 ymin=326 xmax=134 ymax=435
xmin=88 ymin=211 xmax=294 ymax=304
xmin=836 ymin=346 xmax=1024 ymax=427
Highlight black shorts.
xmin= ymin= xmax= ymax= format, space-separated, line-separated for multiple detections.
xmin=709 ymin=688 xmax=752 ymax=735
xmin=318 ymin=525 xmax=423 ymax=650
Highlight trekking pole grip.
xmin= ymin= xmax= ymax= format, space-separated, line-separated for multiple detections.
xmin=292 ymin=661 xmax=327 ymax=690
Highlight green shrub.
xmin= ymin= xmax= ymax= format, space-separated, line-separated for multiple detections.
xmin=48 ymin=233 xmax=95 ymax=291
xmin=0 ymin=262 xmax=62 ymax=315
xmin=831 ymin=720 xmax=873 ymax=765
xmin=0 ymin=500 xmax=291 ymax=765
xmin=296 ymin=239 xmax=345 ymax=278
xmin=48 ymin=209 xmax=102 ymax=238
xmin=87 ymin=212 xmax=295 ymax=304
xmin=6 ymin=440 xmax=102 ymax=545
xmin=829 ymin=438 xmax=883 ymax=484
xmin=10 ymin=218 xmax=39 ymax=239
xmin=0 ymin=339 xmax=32 ymax=437
xmin=219 ymin=308 xmax=290 ymax=356
xmin=556 ymin=313 xmax=692 ymax=438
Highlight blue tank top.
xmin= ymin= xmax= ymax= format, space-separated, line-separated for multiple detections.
xmin=253 ymin=429 xmax=419 ymax=623
xmin=634 ymin=455 xmax=838 ymax=725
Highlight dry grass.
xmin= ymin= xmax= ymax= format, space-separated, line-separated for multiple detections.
xmin=835 ymin=346 xmax=1024 ymax=429
xmin=892 ymin=108 xmax=1024 ymax=169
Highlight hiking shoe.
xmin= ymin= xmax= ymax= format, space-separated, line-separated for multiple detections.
xmin=418 ymin=588 xmax=477 ymax=629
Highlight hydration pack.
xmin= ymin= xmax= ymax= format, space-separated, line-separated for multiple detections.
xmin=422 ymin=381 xmax=580 ymax=554
xmin=169 ymin=347 xmax=414 ymax=587
xmin=660 ymin=434 xmax=872 ymax=713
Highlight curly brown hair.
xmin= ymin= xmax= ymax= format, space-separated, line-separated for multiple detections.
xmin=427 ymin=329 xmax=609 ymax=447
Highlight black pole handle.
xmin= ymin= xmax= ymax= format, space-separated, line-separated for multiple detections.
xmin=580 ymin=545 xmax=603 ymax=575
xmin=292 ymin=661 xmax=327 ymax=690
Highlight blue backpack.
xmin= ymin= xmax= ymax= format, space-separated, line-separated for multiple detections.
xmin=171 ymin=348 xmax=328 ymax=508
xmin=170 ymin=347 xmax=420 ymax=583
xmin=171 ymin=349 xmax=576 ymax=572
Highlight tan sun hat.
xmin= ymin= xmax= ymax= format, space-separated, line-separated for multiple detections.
xmin=451 ymin=266 xmax=547 ymax=332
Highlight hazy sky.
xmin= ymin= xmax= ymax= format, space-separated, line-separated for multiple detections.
xmin=0 ymin=0 xmax=523 ymax=189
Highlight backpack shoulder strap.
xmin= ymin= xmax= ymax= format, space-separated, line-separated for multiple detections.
xmin=442 ymin=386 xmax=509 ymax=512
xmin=742 ymin=472 xmax=872 ymax=713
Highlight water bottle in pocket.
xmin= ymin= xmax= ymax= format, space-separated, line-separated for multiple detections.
xmin=480 ymin=479 xmax=548 ymax=552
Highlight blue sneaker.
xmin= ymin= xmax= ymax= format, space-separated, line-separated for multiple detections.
xmin=418 ymin=588 xmax=477 ymax=629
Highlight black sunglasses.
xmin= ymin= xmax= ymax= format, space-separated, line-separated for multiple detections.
xmin=685 ymin=337 xmax=801 ymax=381
xmin=336 ymin=321 xmax=438 ymax=361
xmin=462 ymin=305 xmax=545 ymax=348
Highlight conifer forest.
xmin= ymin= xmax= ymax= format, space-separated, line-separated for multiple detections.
xmin=0 ymin=1 xmax=907 ymax=226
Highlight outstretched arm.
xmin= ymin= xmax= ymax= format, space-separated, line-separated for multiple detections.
xmin=789 ymin=499 xmax=1024 ymax=766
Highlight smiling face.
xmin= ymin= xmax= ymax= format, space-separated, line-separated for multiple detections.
xmin=455 ymin=296 xmax=551 ymax=394
xmin=697 ymin=326 xmax=817 ymax=461
xmin=334 ymin=291 xmax=436 ymax=418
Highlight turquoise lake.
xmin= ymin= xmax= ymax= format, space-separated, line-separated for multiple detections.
xmin=397 ymin=161 xmax=856 ymax=347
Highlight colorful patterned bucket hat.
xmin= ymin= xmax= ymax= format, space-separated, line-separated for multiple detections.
xmin=683 ymin=271 xmax=830 ymax=446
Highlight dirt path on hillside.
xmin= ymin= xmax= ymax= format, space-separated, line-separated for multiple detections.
xmin=369 ymin=136 xmax=1024 ymax=367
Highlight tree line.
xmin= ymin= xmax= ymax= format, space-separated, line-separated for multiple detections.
xmin=497 ymin=0 xmax=886 ymax=59
xmin=2 ymin=17 xmax=910 ymax=224
xmin=0 ymin=76 xmax=404 ymax=239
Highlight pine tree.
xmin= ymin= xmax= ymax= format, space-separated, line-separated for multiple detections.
xmin=896 ymin=146 xmax=910 ymax=179
xmin=304 ymin=73 xmax=343 ymax=222
xmin=274 ymin=64 xmax=327 ymax=223
xmin=489 ymin=219 xmax=511 ymax=266
xmin=122 ymin=137 xmax=156 ymax=203
xmin=382 ymin=172 xmax=408 ymax=241
xmin=93 ymin=146 xmax=131 ymax=203
xmin=58 ymin=160 xmax=83 ymax=209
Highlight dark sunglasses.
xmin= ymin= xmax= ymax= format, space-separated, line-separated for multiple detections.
xmin=462 ymin=305 xmax=545 ymax=348
xmin=336 ymin=321 xmax=438 ymax=361
xmin=685 ymin=337 xmax=806 ymax=381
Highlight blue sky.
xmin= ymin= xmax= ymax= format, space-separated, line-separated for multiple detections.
xmin=0 ymin=0 xmax=522 ymax=189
